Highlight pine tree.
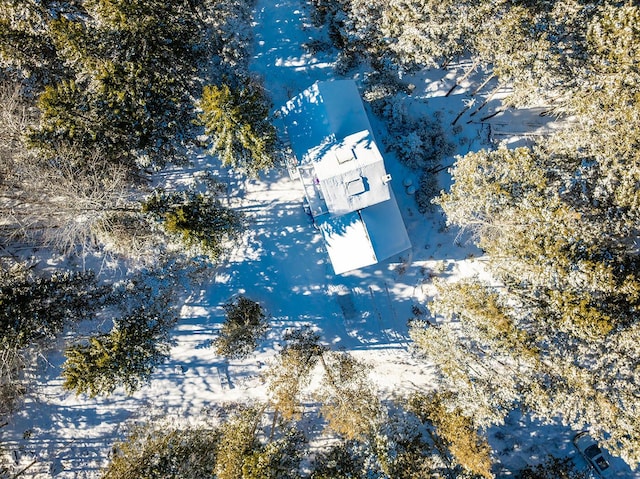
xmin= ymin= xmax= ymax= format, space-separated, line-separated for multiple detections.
xmin=1 ymin=264 xmax=106 ymax=412
xmin=142 ymin=189 xmax=244 ymax=261
xmin=102 ymin=421 xmax=220 ymax=479
xmin=62 ymin=306 xmax=176 ymax=397
xmin=213 ymin=296 xmax=269 ymax=360
xmin=263 ymin=327 xmax=327 ymax=420
xmin=317 ymin=351 xmax=382 ymax=440
xmin=213 ymin=405 xmax=306 ymax=479
xmin=199 ymin=78 xmax=277 ymax=176
xmin=426 ymin=138 xmax=640 ymax=465
xmin=517 ymin=456 xmax=588 ymax=479
xmin=407 ymin=392 xmax=494 ymax=479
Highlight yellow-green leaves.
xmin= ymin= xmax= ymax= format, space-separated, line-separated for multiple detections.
xmin=200 ymin=80 xmax=277 ymax=176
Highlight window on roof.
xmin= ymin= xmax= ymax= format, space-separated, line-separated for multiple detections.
xmin=335 ymin=148 xmax=355 ymax=164
xmin=346 ymin=177 xmax=366 ymax=196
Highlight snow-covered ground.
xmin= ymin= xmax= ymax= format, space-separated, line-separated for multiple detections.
xmin=2 ymin=0 xmax=638 ymax=477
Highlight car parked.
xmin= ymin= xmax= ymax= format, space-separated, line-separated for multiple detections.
xmin=573 ymin=431 xmax=614 ymax=478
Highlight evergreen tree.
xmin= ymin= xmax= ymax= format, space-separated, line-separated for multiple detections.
xmin=25 ymin=0 xmax=208 ymax=171
xmin=101 ymin=421 xmax=220 ymax=479
xmin=317 ymin=351 xmax=382 ymax=440
xmin=406 ymin=392 xmax=494 ymax=479
xmin=62 ymin=306 xmax=176 ymax=397
xmin=214 ymin=406 xmax=304 ymax=479
xmin=213 ymin=296 xmax=269 ymax=360
xmin=0 ymin=0 xmax=71 ymax=84
xmin=142 ymin=189 xmax=244 ymax=261
xmin=517 ymin=456 xmax=588 ymax=479
xmin=0 ymin=264 xmax=105 ymax=413
xmin=263 ymin=327 xmax=327 ymax=420
xmin=200 ymin=78 xmax=277 ymax=176
xmin=1 ymin=266 xmax=104 ymax=349
xmin=424 ymin=141 xmax=640 ymax=465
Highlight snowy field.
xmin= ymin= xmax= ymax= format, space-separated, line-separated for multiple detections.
xmin=2 ymin=0 xmax=638 ymax=477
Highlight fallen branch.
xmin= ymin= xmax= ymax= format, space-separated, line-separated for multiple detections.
xmin=445 ymin=59 xmax=480 ymax=97
xmin=470 ymin=82 xmax=504 ymax=116
xmin=11 ymin=459 xmax=37 ymax=479
xmin=429 ymin=163 xmax=454 ymax=175
xmin=480 ymin=109 xmax=505 ymax=122
xmin=471 ymin=74 xmax=495 ymax=96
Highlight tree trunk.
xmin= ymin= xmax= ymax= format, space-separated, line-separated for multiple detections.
xmin=445 ymin=59 xmax=480 ymax=97
xmin=470 ymin=82 xmax=504 ymax=116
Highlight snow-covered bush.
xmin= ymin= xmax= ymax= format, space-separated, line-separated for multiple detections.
xmin=371 ymin=93 xmax=453 ymax=171
xmin=367 ymin=91 xmax=453 ymax=214
xmin=364 ymin=69 xmax=412 ymax=102
xmin=102 ymin=421 xmax=220 ymax=479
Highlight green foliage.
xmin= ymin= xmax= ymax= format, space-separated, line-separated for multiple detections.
xmin=429 ymin=138 xmax=640 ymax=464
xmin=200 ymin=79 xmax=277 ymax=176
xmin=102 ymin=406 xmax=306 ymax=479
xmin=0 ymin=266 xmax=104 ymax=348
xmin=214 ymin=406 xmax=305 ymax=479
xmin=20 ymin=0 xmax=208 ymax=172
xmin=0 ymin=264 xmax=106 ymax=414
xmin=101 ymin=422 xmax=220 ymax=479
xmin=213 ymin=296 xmax=269 ymax=360
xmin=142 ymin=189 xmax=244 ymax=260
xmin=407 ymin=392 xmax=494 ymax=479
xmin=62 ymin=307 xmax=175 ymax=397
xmin=29 ymin=80 xmax=96 ymax=156
xmin=0 ymin=0 xmax=69 ymax=83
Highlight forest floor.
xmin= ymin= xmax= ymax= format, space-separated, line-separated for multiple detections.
xmin=1 ymin=0 xmax=637 ymax=477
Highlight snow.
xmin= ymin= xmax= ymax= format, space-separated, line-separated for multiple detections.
xmin=2 ymin=0 xmax=639 ymax=477
xmin=360 ymin=189 xmax=412 ymax=263
xmin=307 ymin=129 xmax=390 ymax=216
xmin=316 ymin=212 xmax=377 ymax=274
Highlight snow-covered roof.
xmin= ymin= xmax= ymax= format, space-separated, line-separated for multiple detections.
xmin=280 ymin=79 xmax=411 ymax=274
xmin=310 ymin=130 xmax=391 ymax=215
xmin=280 ymin=80 xmax=374 ymax=163
xmin=282 ymin=80 xmax=391 ymax=215
xmin=316 ymin=189 xmax=411 ymax=274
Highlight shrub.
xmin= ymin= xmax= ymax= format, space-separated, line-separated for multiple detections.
xmin=214 ymin=296 xmax=269 ymax=360
xmin=415 ymin=170 xmax=440 ymax=214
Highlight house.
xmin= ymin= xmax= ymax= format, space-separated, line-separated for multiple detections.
xmin=280 ymin=80 xmax=411 ymax=274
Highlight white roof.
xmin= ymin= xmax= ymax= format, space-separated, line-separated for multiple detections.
xmin=316 ymin=212 xmax=377 ymax=274
xmin=282 ymin=81 xmax=392 ymax=215
xmin=310 ymin=130 xmax=390 ymax=216
xmin=280 ymin=80 xmax=412 ymax=274
xmin=316 ymin=189 xmax=411 ymax=275
xmin=281 ymin=80 xmax=377 ymax=170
